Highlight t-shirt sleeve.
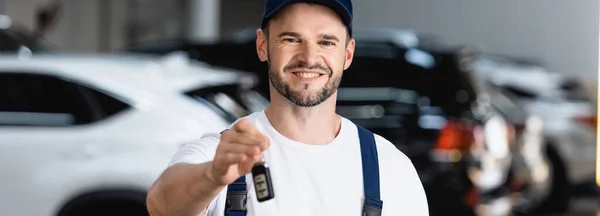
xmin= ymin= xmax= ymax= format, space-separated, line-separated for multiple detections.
xmin=167 ymin=132 xmax=224 ymax=216
xmin=374 ymin=134 xmax=429 ymax=216
xmin=169 ymin=132 xmax=221 ymax=167
xmin=397 ymin=157 xmax=429 ymax=215
xmin=169 ymin=117 xmax=246 ymax=166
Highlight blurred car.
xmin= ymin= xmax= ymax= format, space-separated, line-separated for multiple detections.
xmin=124 ymin=30 xmax=272 ymax=98
xmin=126 ymin=28 xmax=521 ymax=216
xmin=474 ymin=54 xmax=597 ymax=213
xmin=0 ymin=52 xmax=266 ymax=216
xmin=346 ymin=29 xmax=517 ymax=216
xmin=480 ymin=83 xmax=553 ymax=214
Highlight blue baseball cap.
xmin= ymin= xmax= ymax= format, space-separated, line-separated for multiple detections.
xmin=261 ymin=0 xmax=353 ymax=36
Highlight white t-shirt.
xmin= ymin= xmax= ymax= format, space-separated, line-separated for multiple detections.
xmin=169 ymin=110 xmax=429 ymax=216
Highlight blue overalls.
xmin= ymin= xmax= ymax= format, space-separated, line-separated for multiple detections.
xmin=224 ymin=125 xmax=384 ymax=216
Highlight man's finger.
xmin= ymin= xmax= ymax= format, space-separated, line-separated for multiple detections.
xmin=223 ymin=142 xmax=261 ymax=156
xmin=234 ymin=132 xmax=267 ymax=146
xmin=216 ymin=152 xmax=247 ymax=167
xmin=232 ymin=119 xmax=252 ymax=132
xmin=232 ymin=119 xmax=262 ymax=136
xmin=259 ymin=135 xmax=271 ymax=151
xmin=219 ymin=129 xmax=235 ymax=143
xmin=238 ymin=153 xmax=264 ymax=174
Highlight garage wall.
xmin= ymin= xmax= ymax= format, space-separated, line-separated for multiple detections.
xmin=4 ymin=0 xmax=101 ymax=52
xmin=351 ymin=0 xmax=599 ymax=81
xmin=6 ymin=0 xmax=599 ymax=83
xmin=219 ymin=0 xmax=264 ymax=36
xmin=3 ymin=0 xmax=182 ymax=52
xmin=4 ymin=0 xmax=214 ymax=51
xmin=4 ymin=0 xmax=53 ymax=32
xmin=0 ymin=0 xmax=6 ymax=14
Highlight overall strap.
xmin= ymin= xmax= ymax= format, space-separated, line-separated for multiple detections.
xmin=357 ymin=125 xmax=384 ymax=216
xmin=225 ymin=175 xmax=247 ymax=216
xmin=223 ymin=127 xmax=248 ymax=216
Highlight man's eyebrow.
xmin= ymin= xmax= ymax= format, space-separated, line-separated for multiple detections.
xmin=278 ymin=32 xmax=301 ymax=38
xmin=320 ymin=34 xmax=340 ymax=42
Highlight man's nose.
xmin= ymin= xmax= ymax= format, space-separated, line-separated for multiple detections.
xmin=298 ymin=42 xmax=321 ymax=67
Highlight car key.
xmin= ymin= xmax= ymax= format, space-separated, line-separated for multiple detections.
xmin=252 ymin=161 xmax=274 ymax=202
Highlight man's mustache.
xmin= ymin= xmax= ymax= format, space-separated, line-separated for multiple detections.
xmin=283 ymin=61 xmax=332 ymax=76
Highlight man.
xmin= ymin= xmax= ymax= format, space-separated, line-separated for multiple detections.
xmin=146 ymin=0 xmax=429 ymax=215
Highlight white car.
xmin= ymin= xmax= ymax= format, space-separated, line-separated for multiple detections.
xmin=0 ymin=52 xmax=268 ymax=216
xmin=473 ymin=54 xmax=597 ymax=213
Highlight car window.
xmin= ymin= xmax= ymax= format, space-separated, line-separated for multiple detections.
xmin=184 ymin=83 xmax=265 ymax=123
xmin=501 ymin=85 xmax=538 ymax=99
xmin=559 ymin=79 xmax=591 ymax=101
xmin=0 ymin=73 xmax=130 ymax=126
xmin=486 ymin=86 xmax=528 ymax=123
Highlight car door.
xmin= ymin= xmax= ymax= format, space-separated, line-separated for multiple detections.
xmin=0 ymin=72 xmax=131 ymax=215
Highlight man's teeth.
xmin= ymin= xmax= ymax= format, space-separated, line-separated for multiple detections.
xmin=294 ymin=72 xmax=320 ymax=78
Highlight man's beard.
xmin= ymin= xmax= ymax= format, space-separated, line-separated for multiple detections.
xmin=268 ymin=56 xmax=343 ymax=107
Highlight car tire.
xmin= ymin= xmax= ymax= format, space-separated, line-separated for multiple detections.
xmin=530 ymin=144 xmax=572 ymax=214
xmin=57 ymin=190 xmax=149 ymax=216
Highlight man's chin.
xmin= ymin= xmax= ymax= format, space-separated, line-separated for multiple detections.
xmin=289 ymin=86 xmax=323 ymax=94
xmin=289 ymin=99 xmax=324 ymax=107
xmin=288 ymin=91 xmax=320 ymax=100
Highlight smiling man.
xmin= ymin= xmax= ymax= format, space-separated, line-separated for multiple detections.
xmin=146 ymin=0 xmax=429 ymax=215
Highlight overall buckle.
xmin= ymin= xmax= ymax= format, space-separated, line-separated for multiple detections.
xmin=362 ymin=196 xmax=383 ymax=216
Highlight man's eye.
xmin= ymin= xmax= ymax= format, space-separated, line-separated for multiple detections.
xmin=283 ymin=38 xmax=298 ymax=43
xmin=320 ymin=41 xmax=335 ymax=46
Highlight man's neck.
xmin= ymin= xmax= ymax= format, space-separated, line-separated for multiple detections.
xmin=264 ymin=93 xmax=341 ymax=145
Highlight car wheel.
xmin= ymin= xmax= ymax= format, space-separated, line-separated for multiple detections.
xmin=57 ymin=190 xmax=149 ymax=216
xmin=530 ymin=144 xmax=572 ymax=214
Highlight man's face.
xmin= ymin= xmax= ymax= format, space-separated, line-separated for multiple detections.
xmin=256 ymin=3 xmax=355 ymax=107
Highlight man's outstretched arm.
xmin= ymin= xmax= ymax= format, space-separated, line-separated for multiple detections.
xmin=146 ymin=162 xmax=224 ymax=216
xmin=147 ymin=119 xmax=270 ymax=216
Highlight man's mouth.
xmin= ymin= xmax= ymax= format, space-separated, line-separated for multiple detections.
xmin=292 ymin=72 xmax=323 ymax=78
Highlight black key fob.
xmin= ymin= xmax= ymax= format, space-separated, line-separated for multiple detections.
xmin=252 ymin=161 xmax=275 ymax=202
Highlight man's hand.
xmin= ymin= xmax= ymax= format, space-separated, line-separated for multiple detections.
xmin=146 ymin=120 xmax=268 ymax=216
xmin=208 ymin=119 xmax=271 ymax=186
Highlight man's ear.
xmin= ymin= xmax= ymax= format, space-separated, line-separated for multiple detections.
xmin=343 ymin=38 xmax=356 ymax=70
xmin=256 ymin=29 xmax=268 ymax=62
